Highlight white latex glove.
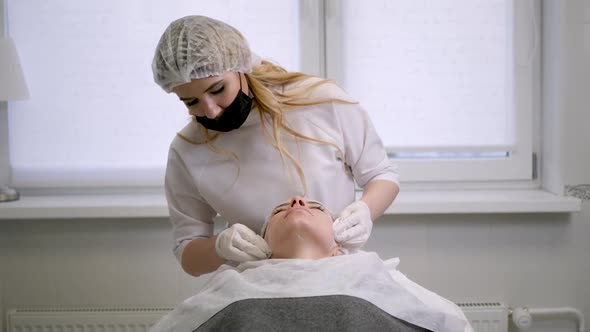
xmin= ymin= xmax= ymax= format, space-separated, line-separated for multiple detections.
xmin=215 ymin=223 xmax=272 ymax=262
xmin=333 ymin=200 xmax=372 ymax=251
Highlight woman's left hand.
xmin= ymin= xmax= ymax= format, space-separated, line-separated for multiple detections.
xmin=333 ymin=200 xmax=372 ymax=251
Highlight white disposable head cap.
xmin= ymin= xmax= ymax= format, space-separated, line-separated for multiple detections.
xmin=152 ymin=15 xmax=255 ymax=93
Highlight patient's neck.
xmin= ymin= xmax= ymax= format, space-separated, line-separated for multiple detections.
xmin=270 ymin=236 xmax=341 ymax=259
xmin=271 ymin=246 xmax=328 ymax=260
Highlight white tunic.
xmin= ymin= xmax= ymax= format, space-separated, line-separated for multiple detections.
xmin=165 ymin=80 xmax=399 ymax=261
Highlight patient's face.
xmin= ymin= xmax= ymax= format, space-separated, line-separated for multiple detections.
xmin=264 ymin=196 xmax=340 ymax=259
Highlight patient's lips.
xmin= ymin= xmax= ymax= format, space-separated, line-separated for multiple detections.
xmin=285 ymin=206 xmax=312 ymax=218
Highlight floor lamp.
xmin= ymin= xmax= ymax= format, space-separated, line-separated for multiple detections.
xmin=0 ymin=37 xmax=29 ymax=202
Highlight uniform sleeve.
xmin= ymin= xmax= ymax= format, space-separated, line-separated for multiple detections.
xmin=335 ymin=102 xmax=400 ymax=189
xmin=165 ymin=145 xmax=217 ymax=262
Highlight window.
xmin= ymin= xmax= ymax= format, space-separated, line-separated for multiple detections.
xmin=323 ymin=0 xmax=539 ymax=184
xmin=4 ymin=0 xmax=300 ymax=192
xmin=3 ymin=0 xmax=539 ymax=194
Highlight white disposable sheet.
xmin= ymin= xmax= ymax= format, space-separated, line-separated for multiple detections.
xmin=151 ymin=252 xmax=473 ymax=332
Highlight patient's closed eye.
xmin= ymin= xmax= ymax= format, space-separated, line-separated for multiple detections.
xmin=307 ymin=201 xmax=327 ymax=212
xmin=271 ymin=203 xmax=289 ymax=215
xmin=271 ymin=201 xmax=326 ymax=216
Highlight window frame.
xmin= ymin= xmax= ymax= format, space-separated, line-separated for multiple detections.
xmin=1 ymin=0 xmax=11 ymax=186
xmin=318 ymin=0 xmax=540 ymax=186
xmin=3 ymin=0 xmax=541 ymax=194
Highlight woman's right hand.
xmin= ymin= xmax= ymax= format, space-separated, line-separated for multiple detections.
xmin=215 ymin=223 xmax=272 ymax=262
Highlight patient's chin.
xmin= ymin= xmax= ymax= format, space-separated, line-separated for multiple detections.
xmin=288 ymin=221 xmax=329 ymax=244
xmin=268 ymin=215 xmax=334 ymax=257
xmin=285 ymin=211 xmax=312 ymax=223
xmin=283 ymin=215 xmax=314 ymax=232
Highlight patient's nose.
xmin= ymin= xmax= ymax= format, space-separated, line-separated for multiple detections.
xmin=290 ymin=196 xmax=307 ymax=207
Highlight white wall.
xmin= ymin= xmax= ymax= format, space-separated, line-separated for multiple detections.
xmin=1 ymin=1 xmax=589 ymax=332
xmin=1 ymin=211 xmax=589 ymax=332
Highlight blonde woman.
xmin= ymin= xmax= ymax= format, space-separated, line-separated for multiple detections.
xmin=152 ymin=15 xmax=399 ymax=277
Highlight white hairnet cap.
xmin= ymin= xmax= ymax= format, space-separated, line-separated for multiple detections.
xmin=152 ymin=15 xmax=255 ymax=93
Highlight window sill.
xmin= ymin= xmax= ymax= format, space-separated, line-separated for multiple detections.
xmin=0 ymin=194 xmax=169 ymax=219
xmin=383 ymin=189 xmax=581 ymax=214
xmin=0 ymin=189 xmax=581 ymax=220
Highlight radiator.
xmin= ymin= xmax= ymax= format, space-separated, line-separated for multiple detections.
xmin=6 ymin=308 xmax=173 ymax=332
xmin=458 ymin=301 xmax=509 ymax=332
xmin=7 ymin=303 xmax=509 ymax=332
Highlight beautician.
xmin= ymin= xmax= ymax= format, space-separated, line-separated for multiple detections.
xmin=151 ymin=15 xmax=400 ymax=276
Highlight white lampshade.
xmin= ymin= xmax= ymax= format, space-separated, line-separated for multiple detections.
xmin=0 ymin=37 xmax=29 ymax=101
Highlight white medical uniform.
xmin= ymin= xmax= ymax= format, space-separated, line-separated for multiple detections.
xmin=165 ymin=79 xmax=399 ymax=261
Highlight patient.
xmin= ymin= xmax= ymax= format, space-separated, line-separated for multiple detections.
xmin=261 ymin=195 xmax=344 ymax=259
xmin=150 ymin=196 xmax=474 ymax=332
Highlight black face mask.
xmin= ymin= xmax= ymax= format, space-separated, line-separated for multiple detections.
xmin=195 ymin=74 xmax=253 ymax=132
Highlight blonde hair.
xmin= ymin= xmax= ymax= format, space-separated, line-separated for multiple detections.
xmin=178 ymin=60 xmax=356 ymax=194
